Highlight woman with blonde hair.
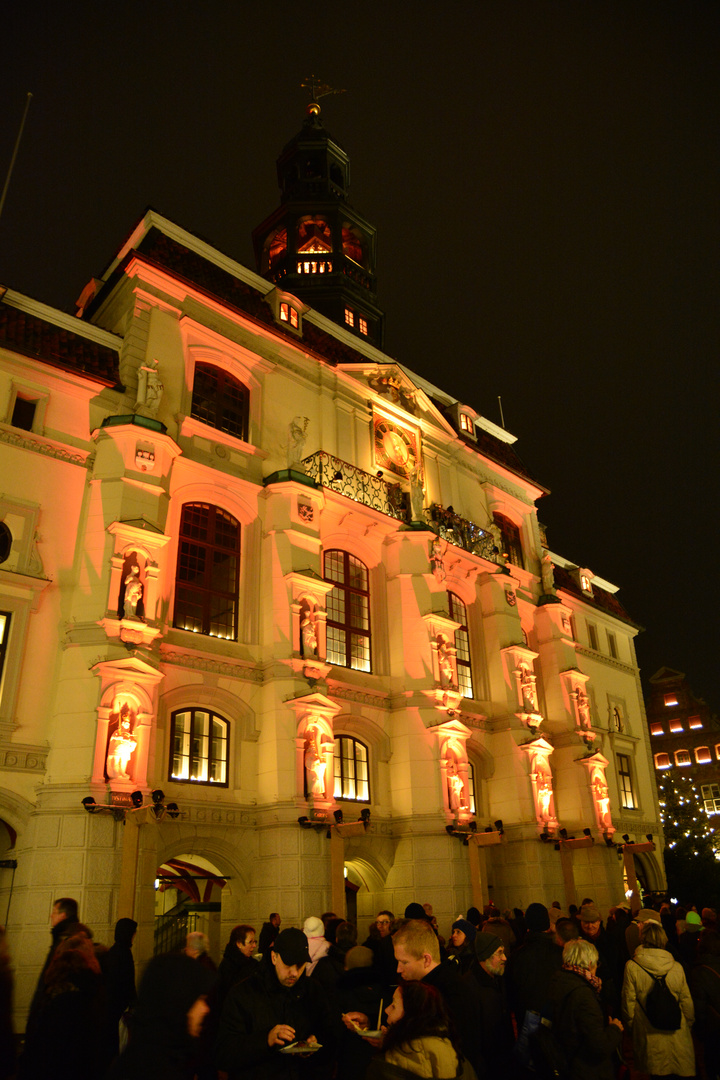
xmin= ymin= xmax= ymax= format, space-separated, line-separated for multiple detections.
xmin=622 ymin=919 xmax=695 ymax=1079
xmin=547 ymin=937 xmax=623 ymax=1079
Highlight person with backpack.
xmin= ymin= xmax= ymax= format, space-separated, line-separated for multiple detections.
xmin=621 ymin=919 xmax=695 ymax=1079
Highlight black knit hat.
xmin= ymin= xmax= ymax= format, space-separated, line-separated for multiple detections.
xmin=474 ymin=931 xmax=503 ymax=962
xmin=525 ymin=903 xmax=550 ymax=932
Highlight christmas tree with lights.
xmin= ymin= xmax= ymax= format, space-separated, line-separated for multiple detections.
xmin=657 ymin=769 xmax=720 ymax=906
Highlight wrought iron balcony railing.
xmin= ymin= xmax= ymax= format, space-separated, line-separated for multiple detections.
xmin=302 ymin=451 xmax=410 ymax=523
xmin=424 ymin=503 xmax=503 ymax=564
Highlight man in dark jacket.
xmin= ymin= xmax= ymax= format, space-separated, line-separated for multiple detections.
xmin=100 ymin=917 xmax=137 ymax=1067
xmin=216 ymin=924 xmax=258 ymax=1008
xmin=216 ymin=927 xmax=336 ymax=1079
xmin=505 ymin=902 xmax=562 ymax=1026
xmin=258 ymin=912 xmax=282 ymax=964
xmin=548 ymin=938 xmax=622 ymax=1080
xmin=464 ymin=931 xmax=516 ymax=1078
xmin=579 ymin=903 xmax=619 ymax=1014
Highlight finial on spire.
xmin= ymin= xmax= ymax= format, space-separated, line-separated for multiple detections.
xmin=301 ymin=75 xmax=346 ymax=115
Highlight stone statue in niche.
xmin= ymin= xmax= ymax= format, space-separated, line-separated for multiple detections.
xmin=430 ymin=537 xmax=446 ymax=583
xmin=541 ymin=552 xmax=556 ymax=594
xmin=304 ymin=726 xmax=327 ymax=798
xmin=437 ymin=634 xmax=454 ymax=688
xmin=288 ymin=416 xmax=309 ymax=470
xmin=593 ymin=774 xmax=612 ymax=828
xmin=300 ymin=602 xmax=319 ymax=658
xmin=519 ymin=664 xmax=538 ymax=714
xmin=536 ymin=773 xmax=553 ymax=820
xmin=576 ymin=689 xmax=592 ymax=731
xmin=135 ymin=358 xmax=163 ymax=418
xmin=106 ymin=701 xmax=138 ymax=781
xmin=447 ymin=760 xmax=468 ymax=812
xmin=123 ymin=564 xmax=144 ymax=620
xmin=409 ymin=462 xmax=425 ymax=521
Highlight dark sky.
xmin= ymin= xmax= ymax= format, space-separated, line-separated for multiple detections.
xmin=1 ymin=1 xmax=718 ymax=706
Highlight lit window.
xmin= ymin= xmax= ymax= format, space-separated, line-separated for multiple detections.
xmin=467 ymin=762 xmax=477 ymax=815
xmin=460 ymin=413 xmax=473 ymax=433
xmin=449 ymin=592 xmax=473 ymax=699
xmin=358 ymin=317 xmax=368 ymax=335
xmin=617 ymin=753 xmax=636 ymax=809
xmin=607 ymin=632 xmax=617 ymax=659
xmin=174 ymin=504 xmax=240 ymax=640
xmin=170 ymin=708 xmax=228 ymax=786
xmin=493 ymin=513 xmax=524 ymax=569
xmin=701 ymin=783 xmax=720 ymax=814
xmin=580 ymin=574 xmax=592 ymax=593
xmin=669 ymin=720 xmax=683 ymax=734
xmin=324 ymin=550 xmax=371 ymax=672
xmin=654 ymin=753 xmax=671 ymax=769
xmin=689 ymin=716 xmax=702 ymax=730
xmin=0 ymin=611 xmax=11 ymax=686
xmin=664 ymin=693 xmax=679 ymax=707
xmin=716 ymin=744 xmax=720 ymax=761
xmin=191 ymin=363 xmax=249 ymax=441
xmin=290 ymin=307 xmax=299 ymax=328
xmin=587 ymin=623 xmax=599 ymax=651
xmin=333 ymin=736 xmax=369 ymax=801
xmin=674 ymin=749 xmax=691 ymax=766
xmin=344 ymin=308 xmax=355 ymax=327
xmin=279 ymin=303 xmax=299 ymax=328
xmin=650 ymin=722 xmax=664 ymax=736
xmin=695 ymin=747 xmax=711 ymax=764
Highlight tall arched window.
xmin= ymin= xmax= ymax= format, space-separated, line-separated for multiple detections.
xmin=191 ymin=363 xmax=249 ymax=441
xmin=334 ymin=736 xmax=369 ymax=802
xmin=174 ymin=504 xmax=240 ymax=640
xmin=324 ymin=550 xmax=371 ymax=672
xmin=170 ymin=708 xmax=228 ymax=786
xmin=493 ymin=513 xmax=524 ymax=569
xmin=448 ymin=592 xmax=473 ymax=699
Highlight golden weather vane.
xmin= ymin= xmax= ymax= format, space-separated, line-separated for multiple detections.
xmin=301 ymin=75 xmax=346 ymax=115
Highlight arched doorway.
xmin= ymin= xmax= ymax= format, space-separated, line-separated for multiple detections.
xmin=154 ymin=853 xmax=228 ymax=958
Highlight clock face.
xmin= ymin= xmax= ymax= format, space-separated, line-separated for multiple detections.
xmin=374 ymin=418 xmax=418 ymax=477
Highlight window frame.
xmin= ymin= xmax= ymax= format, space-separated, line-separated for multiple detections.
xmin=492 ymin=513 xmax=524 ymax=569
xmin=701 ymin=783 xmax=720 ymax=814
xmin=169 ymin=707 xmax=229 ymax=787
xmin=587 ymin=622 xmax=599 ymax=651
xmin=173 ymin=503 xmax=241 ymax=641
xmin=654 ymin=752 xmax=671 ymax=769
xmin=616 ymin=752 xmax=637 ymax=809
xmin=674 ymin=749 xmax=691 ymax=766
xmin=190 ymin=363 xmax=249 ymax=442
xmin=323 ymin=550 xmax=371 ymax=672
xmin=448 ymin=592 xmax=474 ymax=699
xmin=333 ymin=735 xmax=370 ymax=803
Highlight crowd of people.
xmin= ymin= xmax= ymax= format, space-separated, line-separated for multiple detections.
xmin=1 ymin=894 xmax=719 ymax=1080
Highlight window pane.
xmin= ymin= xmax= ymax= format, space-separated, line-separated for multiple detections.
xmin=172 ymin=712 xmax=191 ymax=780
xmin=174 ymin=505 xmax=240 ymax=639
xmin=327 ymin=626 xmax=346 ymax=666
xmin=169 ymin=709 xmax=228 ymax=787
xmin=334 ymin=736 xmax=370 ymax=802
xmin=324 ymin=550 xmax=371 ymax=672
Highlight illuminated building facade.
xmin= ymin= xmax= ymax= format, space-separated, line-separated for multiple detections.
xmin=0 ymin=109 xmax=664 ymax=1026
xmin=646 ymin=667 xmax=720 ymax=822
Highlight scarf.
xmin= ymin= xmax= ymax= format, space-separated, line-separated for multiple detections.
xmin=563 ymin=963 xmax=602 ymax=995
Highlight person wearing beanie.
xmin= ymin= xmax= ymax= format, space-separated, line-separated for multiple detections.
xmin=505 ymin=902 xmax=563 ymax=1030
xmin=678 ymin=909 xmax=704 ymax=976
xmin=466 ymin=906 xmax=482 ymax=930
xmin=303 ymin=916 xmax=330 ymax=975
xmin=447 ymin=919 xmax=476 ymax=974
xmin=580 ymin=903 xmax=620 ymax=1015
xmin=464 ymin=930 xmax=514 ymax=1075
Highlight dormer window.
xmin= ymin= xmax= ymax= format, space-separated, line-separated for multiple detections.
xmin=664 ymin=693 xmax=679 ymax=707
xmin=580 ymin=574 xmax=593 ymax=595
xmin=344 ymin=308 xmax=355 ymax=328
xmin=689 ymin=716 xmax=702 ymax=729
xmin=460 ymin=413 xmax=473 ymax=433
xmin=279 ymin=302 xmax=299 ymax=329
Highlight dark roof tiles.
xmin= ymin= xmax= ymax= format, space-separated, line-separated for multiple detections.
xmin=0 ymin=303 xmax=119 ymax=385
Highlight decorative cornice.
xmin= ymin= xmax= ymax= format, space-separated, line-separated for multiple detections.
xmin=575 ymin=646 xmax=637 ymax=676
xmin=0 ymin=742 xmax=48 ymax=773
xmin=159 ymin=647 xmax=264 ymax=682
xmin=327 ymin=682 xmax=391 ymax=709
xmin=0 ymin=426 xmax=89 ymax=466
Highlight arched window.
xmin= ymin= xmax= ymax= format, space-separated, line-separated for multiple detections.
xmin=324 ymin=550 xmax=371 ymax=672
xmin=448 ymin=592 xmax=473 ymax=699
xmin=169 ymin=708 xmax=228 ymax=786
xmin=695 ymin=746 xmax=712 ymax=764
xmin=493 ymin=513 xmax=524 ymax=569
xmin=467 ymin=761 xmax=478 ymax=816
xmin=191 ymin=363 xmax=249 ymax=441
xmin=674 ymin=749 xmax=691 ymax=766
xmin=333 ymin=736 xmax=369 ymax=802
xmin=174 ymin=504 xmax=240 ymax=640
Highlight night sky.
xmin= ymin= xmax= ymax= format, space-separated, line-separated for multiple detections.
xmin=1 ymin=2 xmax=718 ymax=706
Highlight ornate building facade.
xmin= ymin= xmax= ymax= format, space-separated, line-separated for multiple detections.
xmin=0 ymin=107 xmax=663 ymax=1026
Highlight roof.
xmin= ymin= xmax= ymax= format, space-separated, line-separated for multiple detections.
xmin=553 ymin=564 xmax=641 ymax=629
xmin=0 ymin=300 xmax=119 ymax=385
xmin=133 ymin=229 xmax=371 ymax=367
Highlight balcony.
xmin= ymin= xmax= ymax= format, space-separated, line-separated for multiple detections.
xmin=302 ymin=451 xmax=410 ymax=523
xmin=424 ymin=504 xmax=502 ymax=564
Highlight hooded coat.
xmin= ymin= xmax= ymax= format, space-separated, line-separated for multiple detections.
xmin=621 ymin=945 xmax=695 ymax=1077
xmin=365 ymin=1035 xmax=469 ymax=1079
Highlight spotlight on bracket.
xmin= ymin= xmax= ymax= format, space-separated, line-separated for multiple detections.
xmin=645 ymin=833 xmax=653 ymax=843
xmin=583 ymin=828 xmax=592 ymax=837
xmin=298 ymin=816 xmax=313 ymax=829
xmin=622 ymin=834 xmax=631 ymax=843
xmin=333 ymin=809 xmax=344 ymax=825
xmin=360 ymin=808 xmax=371 ymax=824
xmin=604 ymin=834 xmax=615 ymax=847
xmin=445 ymin=825 xmax=456 ymax=836
xmin=468 ymin=820 xmax=477 ymax=833
xmin=559 ymin=828 xmax=569 ymax=840
xmin=166 ymin=802 xmax=180 ymax=820
xmin=539 ymin=828 xmax=551 ymax=843
xmin=151 ymin=789 xmax=165 ymax=805
xmin=494 ymin=819 xmax=504 ymax=835
xmin=81 ymin=796 xmax=99 ymax=814
xmin=130 ymin=791 xmax=144 ymax=808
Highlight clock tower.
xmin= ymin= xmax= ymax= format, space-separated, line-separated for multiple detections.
xmin=252 ymin=100 xmax=385 ymax=348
